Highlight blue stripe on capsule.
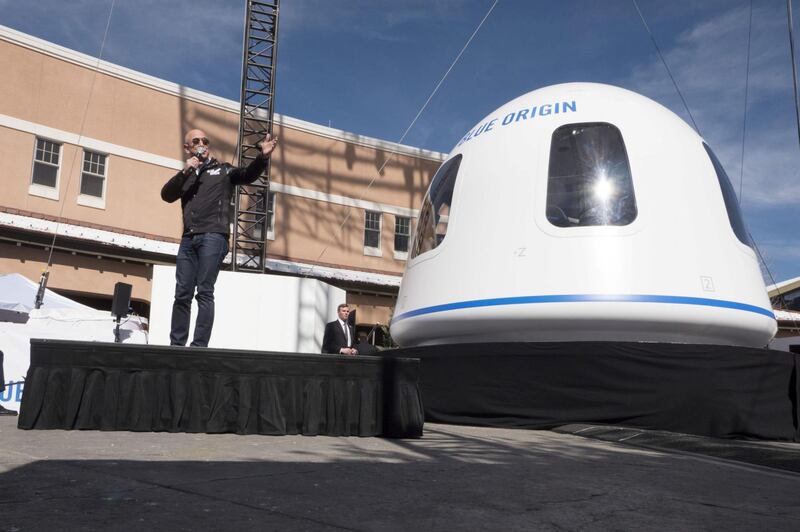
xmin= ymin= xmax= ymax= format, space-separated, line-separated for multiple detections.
xmin=391 ymin=294 xmax=775 ymax=324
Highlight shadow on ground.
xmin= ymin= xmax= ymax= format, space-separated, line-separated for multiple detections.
xmin=1 ymin=424 xmax=799 ymax=531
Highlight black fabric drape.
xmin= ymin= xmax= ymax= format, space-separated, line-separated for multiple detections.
xmin=19 ymin=340 xmax=423 ymax=438
xmin=391 ymin=342 xmax=799 ymax=441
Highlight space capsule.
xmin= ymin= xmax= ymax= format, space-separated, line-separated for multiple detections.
xmin=391 ymin=83 xmax=776 ymax=347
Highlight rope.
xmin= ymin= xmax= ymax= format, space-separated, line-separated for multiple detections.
xmin=43 ymin=0 xmax=118 ymax=271
xmin=744 ymin=4 xmax=799 ymax=336
xmin=748 ymin=1 xmax=800 ymax=336
xmin=631 ymin=0 xmax=701 ymax=136
xmin=631 ymin=2 xmax=792 ymax=338
xmin=301 ymin=0 xmax=499 ymax=278
xmin=738 ymin=0 xmax=753 ymax=204
xmin=787 ymin=0 xmax=800 ymax=151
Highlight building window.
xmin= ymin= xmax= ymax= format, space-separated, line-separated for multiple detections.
xmin=394 ymin=215 xmax=410 ymax=259
xmin=546 ymin=123 xmax=637 ymax=227
xmin=250 ymin=191 xmax=276 ymax=241
xmin=364 ymin=211 xmax=382 ymax=256
xmin=781 ymin=288 xmax=800 ymax=311
xmin=266 ymin=191 xmax=276 ymax=240
xmin=29 ymin=138 xmax=61 ymax=200
xmin=703 ymin=143 xmax=751 ymax=248
xmin=411 ymin=154 xmax=462 ymax=259
xmin=77 ymin=150 xmax=108 ymax=208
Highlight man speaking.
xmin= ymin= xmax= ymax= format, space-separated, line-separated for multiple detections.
xmin=161 ymin=129 xmax=277 ymax=347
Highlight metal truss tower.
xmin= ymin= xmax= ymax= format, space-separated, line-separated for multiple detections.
xmin=233 ymin=0 xmax=280 ymax=272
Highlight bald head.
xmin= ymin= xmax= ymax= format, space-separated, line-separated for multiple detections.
xmin=184 ymin=129 xmax=206 ymax=145
xmin=183 ymin=129 xmax=211 ymax=160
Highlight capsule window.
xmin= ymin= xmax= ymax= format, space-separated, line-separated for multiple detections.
xmin=546 ymin=123 xmax=637 ymax=227
xmin=703 ymin=143 xmax=752 ymax=248
xmin=411 ymin=154 xmax=462 ymax=259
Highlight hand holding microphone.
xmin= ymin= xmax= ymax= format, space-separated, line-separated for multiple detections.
xmin=183 ymin=146 xmax=208 ymax=175
xmin=183 ymin=155 xmax=202 ymax=175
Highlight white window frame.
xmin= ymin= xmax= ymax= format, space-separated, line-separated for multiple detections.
xmin=266 ymin=191 xmax=276 ymax=241
xmin=28 ymin=137 xmax=62 ymax=201
xmin=249 ymin=191 xmax=276 ymax=242
xmin=77 ymin=149 xmax=108 ymax=209
xmin=393 ymin=215 xmax=411 ymax=260
xmin=363 ymin=210 xmax=382 ymax=257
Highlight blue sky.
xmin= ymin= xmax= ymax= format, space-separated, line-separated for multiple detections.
xmin=2 ymin=0 xmax=799 ymax=283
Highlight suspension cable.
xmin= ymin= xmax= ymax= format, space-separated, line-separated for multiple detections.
xmin=632 ymin=0 xmax=701 ymax=136
xmin=42 ymin=0 xmax=118 ymax=272
xmin=787 ymin=0 xmax=800 ymax=150
xmin=300 ymin=0 xmax=499 ymax=278
xmin=738 ymin=0 xmax=753 ymax=204
xmin=746 ymin=0 xmax=800 ymax=337
xmin=743 ymin=4 xmax=798 ymax=335
xmin=738 ymin=5 xmax=797 ymax=336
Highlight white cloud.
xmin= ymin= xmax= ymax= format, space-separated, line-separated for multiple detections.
xmin=3 ymin=0 xmax=245 ymax=88
xmin=281 ymin=0 xmax=474 ymax=41
xmin=625 ymin=4 xmax=800 ymax=208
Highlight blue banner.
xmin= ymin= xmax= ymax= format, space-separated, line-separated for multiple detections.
xmin=0 ymin=381 xmax=23 ymax=405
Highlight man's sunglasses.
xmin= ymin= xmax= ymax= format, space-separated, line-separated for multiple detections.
xmin=188 ymin=137 xmax=210 ymax=146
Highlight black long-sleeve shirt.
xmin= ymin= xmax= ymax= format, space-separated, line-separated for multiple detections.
xmin=161 ymin=155 xmax=268 ymax=237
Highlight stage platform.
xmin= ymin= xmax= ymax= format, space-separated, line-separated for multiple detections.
xmin=391 ymin=341 xmax=800 ymax=441
xmin=17 ymin=339 xmax=799 ymax=442
xmin=18 ymin=339 xmax=424 ymax=438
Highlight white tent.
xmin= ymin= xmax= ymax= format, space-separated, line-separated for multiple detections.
xmin=0 ymin=273 xmax=147 ymax=413
xmin=0 ymin=273 xmax=92 ymax=313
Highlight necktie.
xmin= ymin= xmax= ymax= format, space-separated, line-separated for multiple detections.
xmin=342 ymin=322 xmax=350 ymax=345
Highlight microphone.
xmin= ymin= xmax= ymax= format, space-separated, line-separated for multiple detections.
xmin=184 ymin=146 xmax=208 ymax=176
xmin=193 ymin=145 xmax=208 ymax=160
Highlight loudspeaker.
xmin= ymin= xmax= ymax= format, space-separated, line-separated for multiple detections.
xmin=111 ymin=282 xmax=132 ymax=318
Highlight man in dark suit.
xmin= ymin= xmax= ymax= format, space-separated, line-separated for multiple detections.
xmin=322 ymin=304 xmax=357 ymax=355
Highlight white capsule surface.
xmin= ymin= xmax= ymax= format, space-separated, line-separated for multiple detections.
xmin=392 ymin=83 xmax=776 ymax=347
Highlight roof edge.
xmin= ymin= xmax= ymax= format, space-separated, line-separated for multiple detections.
xmin=0 ymin=24 xmax=447 ymax=163
xmin=767 ymin=276 xmax=800 ymax=297
xmin=0 ymin=212 xmax=402 ymax=288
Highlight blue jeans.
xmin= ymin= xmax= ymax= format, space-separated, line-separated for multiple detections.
xmin=170 ymin=233 xmax=229 ymax=347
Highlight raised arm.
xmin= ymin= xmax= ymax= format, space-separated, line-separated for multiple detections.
xmin=229 ymin=133 xmax=278 ymax=185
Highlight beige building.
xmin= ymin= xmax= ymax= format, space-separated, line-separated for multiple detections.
xmin=0 ymin=26 xmax=445 ymax=335
xmin=768 ymin=277 xmax=800 ymax=346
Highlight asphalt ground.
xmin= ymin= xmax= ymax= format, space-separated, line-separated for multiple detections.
xmin=1 ymin=417 xmax=799 ymax=531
